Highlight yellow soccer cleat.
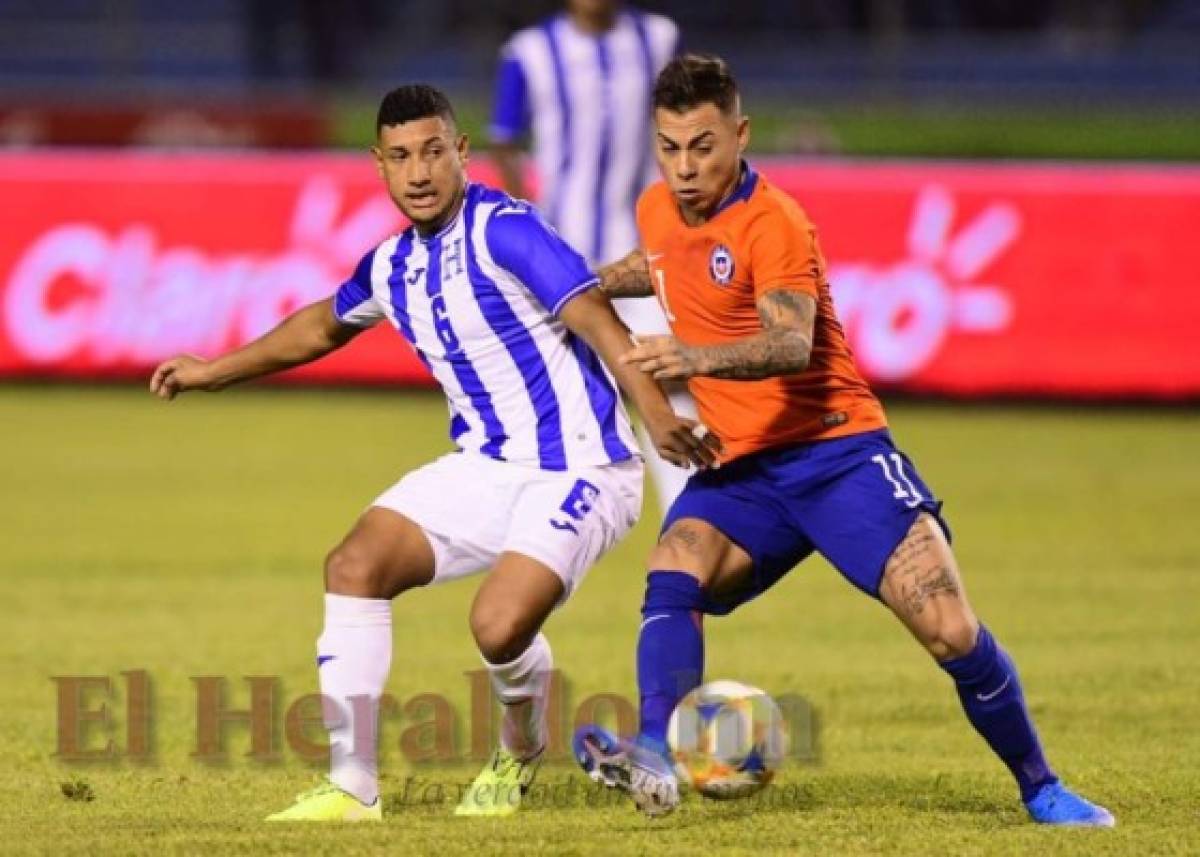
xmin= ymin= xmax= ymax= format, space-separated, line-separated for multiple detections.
xmin=454 ymin=747 xmax=543 ymax=818
xmin=265 ymin=779 xmax=382 ymax=822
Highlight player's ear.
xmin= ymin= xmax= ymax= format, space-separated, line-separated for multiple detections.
xmin=736 ymin=116 xmax=750 ymax=155
xmin=456 ymin=133 xmax=470 ymax=165
xmin=370 ymin=145 xmax=385 ymax=179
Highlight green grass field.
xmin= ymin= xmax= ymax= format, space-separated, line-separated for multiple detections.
xmin=2 ymin=386 xmax=1197 ymax=855
xmin=335 ymin=97 xmax=1200 ymax=161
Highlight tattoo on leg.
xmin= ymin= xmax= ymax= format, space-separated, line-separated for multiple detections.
xmin=885 ymin=525 xmax=960 ymax=616
xmin=666 ymin=524 xmax=705 ymax=556
xmin=887 ymin=531 xmax=936 ymax=581
xmin=900 ymin=566 xmax=959 ymax=616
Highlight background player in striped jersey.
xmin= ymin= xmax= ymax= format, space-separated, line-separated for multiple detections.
xmin=490 ymin=0 xmax=698 ymax=513
xmin=150 ymin=84 xmax=718 ymax=821
xmin=572 ymin=55 xmax=1115 ymax=827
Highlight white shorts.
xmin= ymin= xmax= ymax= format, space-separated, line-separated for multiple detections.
xmin=371 ymin=452 xmax=644 ymax=601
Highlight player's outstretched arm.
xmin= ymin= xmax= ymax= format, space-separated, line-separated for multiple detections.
xmin=559 ymin=288 xmax=720 ymax=469
xmin=623 ymin=288 xmax=815 ymax=382
xmin=149 ymin=297 xmax=362 ymax=400
xmin=597 ymin=249 xmax=656 ymax=298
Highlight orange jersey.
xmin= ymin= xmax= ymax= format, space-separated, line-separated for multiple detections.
xmin=636 ymin=165 xmax=886 ymax=462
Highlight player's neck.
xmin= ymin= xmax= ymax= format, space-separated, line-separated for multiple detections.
xmin=681 ymin=164 xmax=745 ymax=227
xmin=568 ymin=9 xmax=617 ymax=35
xmin=414 ymin=184 xmax=467 ymax=239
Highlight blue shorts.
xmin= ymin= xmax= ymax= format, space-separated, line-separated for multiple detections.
xmin=661 ymin=429 xmax=949 ymax=613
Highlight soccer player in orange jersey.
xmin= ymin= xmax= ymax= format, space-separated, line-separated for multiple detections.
xmin=572 ymin=54 xmax=1114 ymax=827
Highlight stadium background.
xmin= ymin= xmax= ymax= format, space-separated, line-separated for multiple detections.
xmin=1 ymin=2 xmax=1196 ymax=854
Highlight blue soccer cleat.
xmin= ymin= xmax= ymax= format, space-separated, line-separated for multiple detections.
xmin=572 ymin=724 xmax=679 ymax=817
xmin=1025 ymin=781 xmax=1115 ymax=827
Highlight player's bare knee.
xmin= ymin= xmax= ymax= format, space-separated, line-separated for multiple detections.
xmin=649 ymin=520 xmax=722 ymax=585
xmin=324 ymin=544 xmax=386 ymax=597
xmin=470 ymin=604 xmax=535 ymax=664
xmin=647 ymin=544 xmax=709 ymax=583
xmin=940 ymin=614 xmax=981 ymax=659
xmin=923 ymin=615 xmax=980 ymax=661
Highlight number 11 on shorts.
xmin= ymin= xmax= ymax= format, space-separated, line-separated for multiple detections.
xmin=871 ymin=453 xmax=924 ymax=508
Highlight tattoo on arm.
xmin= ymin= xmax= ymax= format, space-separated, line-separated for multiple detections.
xmin=694 ymin=289 xmax=815 ymax=380
xmin=598 ymin=249 xmax=655 ymax=298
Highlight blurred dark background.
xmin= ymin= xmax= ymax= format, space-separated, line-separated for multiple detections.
xmin=0 ymin=0 xmax=1197 ymax=156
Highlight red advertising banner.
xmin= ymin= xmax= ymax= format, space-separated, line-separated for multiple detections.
xmin=0 ymin=101 xmax=332 ymax=148
xmin=0 ymin=152 xmax=422 ymax=386
xmin=1 ymin=152 xmax=1198 ymax=397
xmin=770 ymin=162 xmax=1200 ymax=398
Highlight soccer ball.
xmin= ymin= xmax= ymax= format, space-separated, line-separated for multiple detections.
xmin=667 ymin=679 xmax=788 ymax=800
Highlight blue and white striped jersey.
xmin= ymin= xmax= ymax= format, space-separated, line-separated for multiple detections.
xmin=490 ymin=9 xmax=678 ymax=267
xmin=334 ymin=183 xmax=638 ymax=472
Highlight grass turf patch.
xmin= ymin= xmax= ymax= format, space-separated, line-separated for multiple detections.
xmin=1 ymin=386 xmax=1196 ymax=854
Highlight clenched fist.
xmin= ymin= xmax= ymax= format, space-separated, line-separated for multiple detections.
xmin=149 ymin=355 xmax=219 ymax=400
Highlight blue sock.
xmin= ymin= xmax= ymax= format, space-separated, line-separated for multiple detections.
xmin=636 ymin=571 xmax=706 ymax=754
xmin=940 ymin=625 xmax=1058 ymax=801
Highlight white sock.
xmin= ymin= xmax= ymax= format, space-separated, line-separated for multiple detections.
xmin=317 ymin=593 xmax=391 ymax=805
xmin=485 ymin=633 xmax=552 ymax=761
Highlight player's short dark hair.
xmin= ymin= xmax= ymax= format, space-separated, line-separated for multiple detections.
xmin=376 ymin=84 xmax=457 ymax=132
xmin=653 ymin=53 xmax=739 ymax=116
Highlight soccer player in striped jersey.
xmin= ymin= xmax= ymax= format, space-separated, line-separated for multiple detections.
xmin=150 ymin=84 xmax=718 ymax=821
xmin=490 ymin=0 xmax=698 ymax=513
xmin=571 ymin=55 xmax=1115 ymax=827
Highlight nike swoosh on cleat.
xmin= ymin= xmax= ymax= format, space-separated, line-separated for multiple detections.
xmin=640 ymin=614 xmax=670 ymax=630
xmin=317 ymin=655 xmax=337 ymax=667
xmin=976 ymin=674 xmax=1011 ymax=702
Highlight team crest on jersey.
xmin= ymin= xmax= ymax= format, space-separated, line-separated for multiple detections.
xmin=709 ymin=244 xmax=735 ymax=285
